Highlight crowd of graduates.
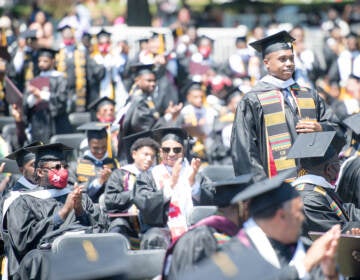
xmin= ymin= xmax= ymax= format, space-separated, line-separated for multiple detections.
xmin=0 ymin=2 xmax=359 ymax=280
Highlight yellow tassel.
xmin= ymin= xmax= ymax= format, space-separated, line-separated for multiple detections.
xmin=158 ymin=34 xmax=165 ymax=55
xmin=107 ymin=124 xmax=113 ymax=159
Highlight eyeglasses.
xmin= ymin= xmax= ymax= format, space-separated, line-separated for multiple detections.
xmin=161 ymin=147 xmax=183 ymax=154
xmin=43 ymin=163 xmax=69 ymax=171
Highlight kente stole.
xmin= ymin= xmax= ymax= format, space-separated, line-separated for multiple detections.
xmin=56 ymin=47 xmax=87 ymax=112
xmin=257 ymin=85 xmax=316 ymax=177
xmin=295 ymin=184 xmax=349 ymax=220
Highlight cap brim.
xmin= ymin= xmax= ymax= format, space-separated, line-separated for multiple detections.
xmin=231 ymin=169 xmax=294 ymax=204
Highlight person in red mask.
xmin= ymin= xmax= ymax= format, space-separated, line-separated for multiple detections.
xmin=1 ymin=143 xmax=105 ymax=278
xmin=191 ymin=34 xmax=215 ymax=64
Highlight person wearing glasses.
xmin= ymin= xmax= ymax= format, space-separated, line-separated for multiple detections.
xmin=134 ymin=127 xmax=213 ymax=249
xmin=1 ymin=143 xmax=104 ymax=279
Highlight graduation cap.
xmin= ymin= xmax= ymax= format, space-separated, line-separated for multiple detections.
xmin=87 ymin=96 xmax=116 ymax=112
xmin=287 ymin=131 xmax=340 ymax=168
xmin=152 ymin=127 xmax=188 ymax=146
xmin=77 ymin=122 xmax=109 ymax=140
xmin=249 ymin=30 xmax=295 ymax=58
xmin=343 ymin=113 xmax=360 ymax=135
xmin=6 ymin=141 xmax=43 ymax=167
xmin=231 ymin=169 xmax=299 ymax=216
xmin=235 ymin=36 xmax=247 ymax=44
xmin=0 ymin=158 xmax=21 ymax=174
xmin=130 ymin=63 xmax=155 ymax=77
xmin=96 ymin=28 xmax=111 ymax=40
xmin=211 ymin=174 xmax=253 ymax=208
xmin=25 ymin=143 xmax=73 ymax=167
xmin=57 ymin=24 xmax=74 ymax=32
xmin=38 ymin=47 xmax=59 ymax=59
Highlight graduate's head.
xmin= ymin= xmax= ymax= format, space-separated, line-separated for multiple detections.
xmin=287 ymin=132 xmax=342 ymax=185
xmin=38 ymin=48 xmax=57 ymax=71
xmin=132 ymin=63 xmax=156 ymax=94
xmin=78 ymin=122 xmax=109 ymax=160
xmin=232 ymin=170 xmax=303 ymax=244
xmin=96 ymin=29 xmax=112 ymax=55
xmin=88 ymin=97 xmax=116 ymax=123
xmin=186 ymin=81 xmax=205 ymax=109
xmin=210 ymin=174 xmax=253 ymax=227
xmin=196 ymin=35 xmax=214 ymax=59
xmin=250 ymin=30 xmax=295 ymax=81
xmin=26 ymin=143 xmax=72 ymax=188
xmin=58 ymin=24 xmax=76 ymax=46
xmin=130 ymin=137 xmax=159 ymax=171
xmin=153 ymin=128 xmax=187 ymax=167
xmin=6 ymin=141 xmax=43 ymax=183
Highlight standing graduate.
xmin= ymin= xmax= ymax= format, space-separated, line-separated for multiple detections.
xmin=230 ymin=30 xmax=341 ymax=181
xmin=76 ymin=122 xmax=118 ymax=203
xmin=1 ymin=143 xmax=103 ymax=278
xmin=117 ymin=63 xmax=181 ymax=163
xmin=21 ymin=47 xmax=73 ymax=143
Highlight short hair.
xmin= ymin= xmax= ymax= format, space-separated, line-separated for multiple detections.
xmin=249 ymin=201 xmax=284 ymax=220
xmin=130 ymin=137 xmax=160 ymax=154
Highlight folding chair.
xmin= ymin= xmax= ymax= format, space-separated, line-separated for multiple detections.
xmin=188 ymin=206 xmax=218 ymax=226
xmin=200 ymin=165 xmax=235 ymax=181
xmin=68 ymin=112 xmax=92 ymax=130
xmin=49 ymin=133 xmax=86 ymax=158
xmin=0 ymin=117 xmax=14 ymax=133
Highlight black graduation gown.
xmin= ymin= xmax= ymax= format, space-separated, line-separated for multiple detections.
xmin=104 ymin=168 xmax=134 ymax=213
xmin=295 ymin=182 xmax=360 ymax=239
xmin=186 ymin=232 xmax=326 ymax=280
xmin=23 ymin=73 xmax=73 ymax=143
xmin=152 ymin=65 xmax=179 ymax=116
xmin=2 ymin=190 xmax=100 ymax=277
xmin=230 ymin=81 xmax=340 ymax=181
xmin=117 ymin=91 xmax=168 ymax=162
xmin=181 ymin=237 xmax=283 ymax=280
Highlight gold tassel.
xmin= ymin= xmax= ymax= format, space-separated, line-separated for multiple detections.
xmin=1 ymin=29 xmax=7 ymax=47
xmin=107 ymin=124 xmax=113 ymax=159
xmin=158 ymin=34 xmax=165 ymax=55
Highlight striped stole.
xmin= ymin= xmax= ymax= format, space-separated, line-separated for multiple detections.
xmin=295 ymin=184 xmax=349 ymax=220
xmin=257 ymin=86 xmax=316 ymax=177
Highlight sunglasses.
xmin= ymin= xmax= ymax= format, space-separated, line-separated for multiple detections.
xmin=161 ymin=147 xmax=183 ymax=154
xmin=43 ymin=163 xmax=69 ymax=171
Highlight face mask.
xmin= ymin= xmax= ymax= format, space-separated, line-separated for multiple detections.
xmin=198 ymin=46 xmax=211 ymax=59
xmin=98 ymin=43 xmax=110 ymax=54
xmin=98 ymin=116 xmax=115 ymax=123
xmin=48 ymin=168 xmax=68 ymax=189
xmin=63 ymin=38 xmax=75 ymax=46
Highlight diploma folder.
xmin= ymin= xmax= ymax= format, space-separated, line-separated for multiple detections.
xmin=4 ymin=76 xmax=23 ymax=106
xmin=29 ymin=76 xmax=50 ymax=90
xmin=309 ymin=231 xmax=360 ymax=277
